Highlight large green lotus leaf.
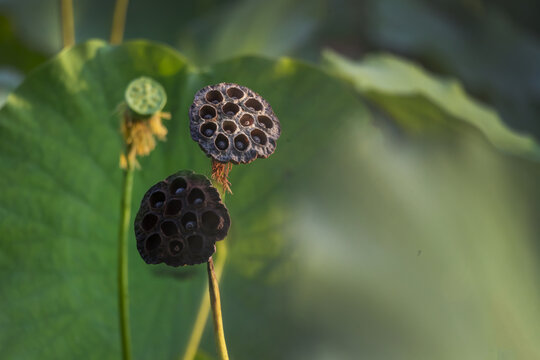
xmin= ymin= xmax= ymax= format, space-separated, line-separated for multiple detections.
xmin=323 ymin=49 xmax=540 ymax=162
xmin=1 ymin=40 xmax=540 ymax=360
xmin=0 ymin=39 xmax=370 ymax=359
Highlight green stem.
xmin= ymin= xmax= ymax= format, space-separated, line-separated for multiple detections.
xmin=110 ymin=0 xmax=130 ymax=44
xmin=60 ymin=0 xmax=75 ymax=48
xmin=118 ymin=159 xmax=134 ymax=360
xmin=208 ymin=257 xmax=229 ymax=360
xmin=182 ymin=240 xmax=228 ymax=360
xmin=181 ymin=183 xmax=228 ymax=360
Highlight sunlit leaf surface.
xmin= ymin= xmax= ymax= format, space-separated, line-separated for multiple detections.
xmin=323 ymin=50 xmax=540 ymax=162
xmin=0 ymin=40 xmax=539 ymax=360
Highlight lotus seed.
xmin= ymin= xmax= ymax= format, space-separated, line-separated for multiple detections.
xmin=175 ymin=187 xmax=185 ymax=195
xmin=204 ymin=128 xmax=214 ymax=136
xmin=186 ymin=221 xmax=196 ymax=231
xmin=217 ymin=141 xmax=227 ymax=150
xmin=253 ymin=136 xmax=261 ymax=144
xmin=154 ymin=201 xmax=164 ymax=208
xmin=235 ymin=141 xmax=245 ymax=150
xmin=226 ymin=111 xmax=234 ymax=116
xmin=204 ymin=114 xmax=213 ymax=119
xmin=194 ymin=198 xmax=203 ymax=205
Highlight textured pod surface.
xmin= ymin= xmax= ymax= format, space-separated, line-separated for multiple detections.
xmin=189 ymin=83 xmax=281 ymax=164
xmin=134 ymin=170 xmax=230 ymax=266
xmin=124 ymin=76 xmax=167 ymax=116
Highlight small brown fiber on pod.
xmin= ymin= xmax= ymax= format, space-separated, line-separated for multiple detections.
xmin=134 ymin=170 xmax=230 ymax=267
xmin=189 ymin=83 xmax=281 ymax=193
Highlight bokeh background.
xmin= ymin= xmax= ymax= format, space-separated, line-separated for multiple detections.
xmin=2 ymin=0 xmax=540 ymax=137
xmin=1 ymin=1 xmax=539 ymax=359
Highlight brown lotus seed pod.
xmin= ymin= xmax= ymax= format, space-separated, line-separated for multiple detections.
xmin=134 ymin=170 xmax=230 ymax=267
xmin=189 ymin=83 xmax=281 ymax=165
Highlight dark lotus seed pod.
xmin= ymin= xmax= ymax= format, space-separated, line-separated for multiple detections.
xmin=134 ymin=170 xmax=230 ymax=267
xmin=189 ymin=83 xmax=281 ymax=164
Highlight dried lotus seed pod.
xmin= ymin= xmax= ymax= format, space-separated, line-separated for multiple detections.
xmin=189 ymin=83 xmax=281 ymax=165
xmin=134 ymin=170 xmax=230 ymax=267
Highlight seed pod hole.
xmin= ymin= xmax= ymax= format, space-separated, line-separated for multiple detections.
xmin=223 ymin=120 xmax=237 ymax=134
xmin=234 ymin=134 xmax=249 ymax=151
xmin=160 ymin=221 xmax=178 ymax=236
xmin=188 ymin=188 xmax=205 ymax=205
xmin=188 ymin=235 xmax=203 ymax=253
xmin=240 ymin=114 xmax=254 ymax=126
xmin=149 ymin=191 xmax=166 ymax=208
xmin=170 ymin=177 xmax=187 ymax=195
xmin=199 ymin=105 xmax=217 ymax=120
xmin=169 ymin=241 xmax=183 ymax=255
xmin=200 ymin=122 xmax=217 ymax=137
xmin=205 ymin=90 xmax=223 ymax=104
xmin=245 ymin=98 xmax=263 ymax=111
xmin=258 ymin=115 xmax=273 ymax=129
xmin=215 ymin=134 xmax=229 ymax=150
xmin=222 ymin=102 xmax=240 ymax=116
xmin=250 ymin=129 xmax=268 ymax=145
xmin=165 ymin=199 xmax=182 ymax=215
xmin=181 ymin=212 xmax=198 ymax=231
xmin=146 ymin=234 xmax=161 ymax=251
xmin=226 ymin=87 xmax=244 ymax=100
xmin=202 ymin=211 xmax=221 ymax=233
xmin=141 ymin=213 xmax=158 ymax=231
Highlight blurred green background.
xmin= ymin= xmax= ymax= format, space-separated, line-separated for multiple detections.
xmin=0 ymin=1 xmax=539 ymax=359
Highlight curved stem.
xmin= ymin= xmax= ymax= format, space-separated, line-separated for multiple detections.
xmin=60 ymin=0 xmax=75 ymax=48
xmin=118 ymin=159 xmax=134 ymax=360
xmin=208 ymin=257 xmax=229 ymax=360
xmin=110 ymin=0 xmax=130 ymax=44
xmin=182 ymin=242 xmax=228 ymax=360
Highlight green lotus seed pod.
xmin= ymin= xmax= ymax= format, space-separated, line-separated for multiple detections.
xmin=125 ymin=76 xmax=167 ymax=116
